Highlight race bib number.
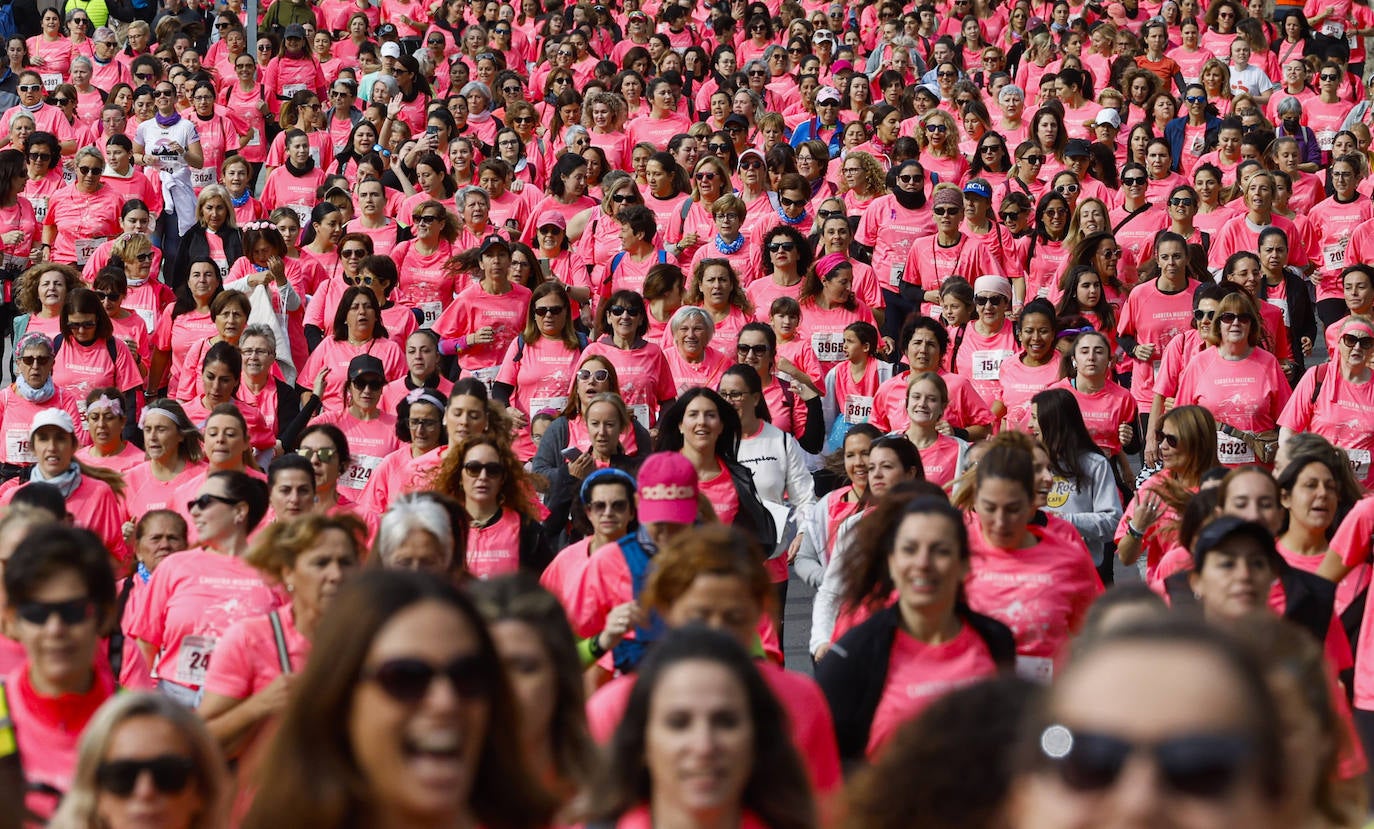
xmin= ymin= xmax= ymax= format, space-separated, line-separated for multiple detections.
xmin=1318 ymin=130 xmax=1338 ymax=151
xmin=1267 ymin=296 xmax=1291 ymax=327
xmin=191 ymin=166 xmax=216 ymax=188
xmin=5 ymin=429 xmax=33 ymax=464
xmin=282 ymin=83 xmax=307 ymax=98
xmin=529 ymin=395 xmax=568 ymax=416
xmin=173 ymin=635 xmax=215 ymax=687
xmin=309 ymin=146 xmax=321 ymax=167
xmin=135 ymin=307 xmax=156 ymax=332
xmin=843 ymin=394 xmax=874 ymax=424
xmin=888 ymin=263 xmax=904 ymax=288
xmin=419 ymin=301 xmax=442 ymax=328
xmin=2 ymin=253 xmax=27 ymax=271
xmin=1190 ymin=133 xmax=1205 ymax=154
xmin=1015 ymin=654 xmax=1054 ymax=684
xmin=972 ymin=349 xmax=1009 ymax=381
xmin=288 ymin=204 xmax=310 ymax=227
xmin=40 ymin=73 xmax=61 ymax=91
xmin=631 ymin=402 xmax=650 ymax=428
xmin=343 ymin=453 xmax=383 ymax=488
xmin=29 ymin=196 xmax=47 ymax=224
xmin=245 ymin=128 xmax=261 ymax=148
xmin=1217 ymin=430 xmax=1256 ymax=464
xmin=811 ymin=331 xmax=846 ymax=364
xmin=1323 ymin=20 xmax=1346 ymax=37
xmin=1323 ymin=240 xmax=1348 ymax=271
xmin=470 ymin=365 xmax=499 ymax=394
xmin=1344 ymin=447 xmax=1372 ymax=480
xmin=62 ymin=166 xmax=75 ymax=186
xmin=74 ymin=237 xmax=105 ymax=266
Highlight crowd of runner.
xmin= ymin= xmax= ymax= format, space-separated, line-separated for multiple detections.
xmin=2 ymin=0 xmax=1374 ymax=824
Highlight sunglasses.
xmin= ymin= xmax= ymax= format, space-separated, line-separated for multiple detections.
xmin=1122 ymin=176 xmax=1148 ymax=186
xmin=999 ymin=211 xmax=1022 ymax=221
xmin=707 ymin=142 xmax=732 ymax=153
xmin=897 ymin=174 xmax=922 ymax=184
xmin=1321 ymin=73 xmax=1341 ymax=81
xmin=695 ymin=171 xmax=717 ymax=182
xmin=346 ymin=274 xmax=377 ymax=286
xmin=740 ymin=159 xmax=763 ymax=170
xmin=17 ymin=84 xmax=40 ymax=92
xmin=1169 ymin=197 xmax=1196 ymax=207
xmin=1185 ymin=95 xmax=1206 ymax=103
xmin=27 ymin=152 xmax=50 ymax=162
xmin=502 ymin=86 xmax=522 ymax=94
xmin=1218 ymin=312 xmax=1252 ymax=325
xmin=577 ymin=368 xmax=610 ymax=382
xmin=1098 ymin=248 xmax=1123 ymax=259
xmin=611 ymin=193 xmax=636 ymax=204
xmin=68 ymin=320 xmax=97 ymax=331
xmin=351 ymin=376 xmax=384 ymax=391
xmin=932 ymin=206 xmax=960 ymax=217
xmin=936 ymin=70 xmax=957 ymax=78
xmin=51 ymin=97 xmax=70 ymax=105
xmin=1155 ymin=429 xmax=1181 ymax=448
xmin=96 ymin=291 xmax=121 ymax=303
xmin=1342 ymin=333 xmax=1374 ymax=350
xmin=18 ymin=353 xmax=51 ymax=366
xmin=297 ymin=447 xmax=336 ymax=462
xmin=534 ymin=305 xmax=566 ymax=317
xmin=767 ymin=241 xmax=796 ymax=252
xmin=924 ymin=123 xmax=948 ymax=132
xmin=1021 ymin=155 xmax=1044 ymax=165
xmin=779 ymin=195 xmax=806 ymax=208
xmin=974 ymin=294 xmax=1007 ymax=306
xmin=608 ymin=304 xmax=641 ymax=317
xmin=414 ymin=214 xmax=443 ymax=224
xmin=1056 ymin=183 xmax=1080 ymax=194
xmin=340 ymin=249 xmax=369 ymax=259
xmin=462 ymin=460 xmax=506 ymax=478
xmin=981 ymin=144 xmax=1005 ymax=153
xmin=135 ymin=251 xmax=154 ymax=262
xmin=737 ymin=343 xmax=770 ymax=356
xmin=1037 ymin=724 xmax=1252 ymax=799
xmin=16 ymin=597 xmax=93 ymax=626
xmin=96 ymin=756 xmax=195 ymax=797
xmin=588 ymin=499 xmax=629 ymax=513
xmin=512 ymin=115 xmax=535 ymax=124
xmin=363 ymin=655 xmax=492 ymax=704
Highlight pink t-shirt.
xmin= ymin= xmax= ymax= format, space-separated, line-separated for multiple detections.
xmin=1308 ymin=196 xmax=1374 ymax=302
xmin=0 ymin=387 xmax=87 ymax=465
xmin=1174 ymin=348 xmax=1291 ymax=464
xmin=1116 ymin=278 xmax=1197 ymax=407
xmin=312 ymin=409 xmax=400 ymax=497
xmin=495 ymin=336 xmax=582 ymax=460
xmin=1049 ymin=378 xmax=1138 ymax=455
xmin=699 ymin=459 xmax=740 ymax=524
xmin=871 ymin=370 xmax=993 ymax=434
xmin=953 ymin=320 xmax=1018 ymax=408
xmin=964 ymin=517 xmax=1103 ymax=680
xmin=122 ymin=460 xmax=207 ymax=520
xmin=153 ymin=307 xmax=217 ymax=400
xmin=122 ymin=549 xmax=283 ymax=691
xmin=1279 ymin=367 xmax=1374 ymax=487
xmin=917 ymin=434 xmax=966 ymax=488
xmin=432 ymin=282 xmax=533 ymax=376
xmin=202 ymin=605 xmax=309 ymax=699
xmin=663 ymin=344 xmax=733 ymax=397
xmin=466 ymin=508 xmax=524 ymax=580
xmin=856 ymin=194 xmax=936 ymax=289
xmin=52 ymin=336 xmax=142 ymax=404
xmin=75 ymin=442 xmax=145 ymax=474
xmin=866 ymin=623 xmax=999 ymax=756
xmin=995 ymin=357 xmax=1060 ymax=433
xmin=297 ymin=337 xmax=405 ymax=411
xmin=797 ymin=300 xmax=878 ymax=377
xmin=391 ymin=238 xmax=458 ymax=327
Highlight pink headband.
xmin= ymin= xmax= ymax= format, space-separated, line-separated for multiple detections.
xmin=1341 ymin=318 xmax=1374 ymax=338
xmin=815 ymin=252 xmax=849 ymax=281
xmin=86 ymin=394 xmax=123 ymax=418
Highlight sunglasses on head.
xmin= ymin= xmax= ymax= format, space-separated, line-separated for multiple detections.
xmin=577 ymin=368 xmax=610 ymax=382
xmin=16 ymin=597 xmax=93 ymax=626
xmin=1037 ymin=724 xmax=1253 ymax=799
xmin=363 ymin=655 xmax=492 ymax=704
xmin=96 ymin=756 xmax=195 ymax=797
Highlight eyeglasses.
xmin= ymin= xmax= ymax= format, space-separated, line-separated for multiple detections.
xmin=502 ymin=85 xmax=522 ymax=94
xmin=351 ymin=376 xmax=384 ymax=391
xmin=1056 ymin=183 xmax=1080 ymax=194
xmin=1218 ymin=312 xmax=1252 ymax=325
xmin=779 ymin=195 xmax=806 ymax=208
xmin=1343 ymin=333 xmax=1374 ymax=350
xmin=1036 ymin=724 xmax=1253 ymax=799
xmin=18 ymin=354 xmax=51 ymax=366
xmin=17 ymin=84 xmax=40 ymax=92
xmin=588 ymin=499 xmax=629 ymax=513
xmin=1169 ymin=197 xmax=1196 ymax=207
xmin=15 ymin=597 xmax=93 ymax=626
xmin=1098 ymin=248 xmax=1123 ymax=259
xmin=240 ymin=348 xmax=273 ymax=357
xmin=718 ymin=389 xmax=748 ymax=401
xmin=95 ymin=756 xmax=195 ymax=797
xmin=932 ymin=206 xmax=960 ymax=217
xmin=974 ymin=294 xmax=1007 ymax=306
xmin=363 ymin=655 xmax=492 ymax=704
xmin=1021 ymin=155 xmax=1044 ymax=165
xmin=577 ymin=368 xmax=610 ymax=382
xmin=534 ymin=305 xmax=566 ymax=317
xmin=297 ymin=447 xmax=336 ymax=462
xmin=767 ymin=241 xmax=796 ymax=253
xmin=408 ymin=418 xmax=439 ymax=429
xmin=187 ymin=492 xmax=241 ymax=512
xmin=736 ymin=343 xmax=770 ymax=356
xmin=68 ymin=319 xmax=97 ymax=330
xmin=340 ymin=248 xmax=369 ymax=259
xmin=462 ymin=460 xmax=505 ymax=478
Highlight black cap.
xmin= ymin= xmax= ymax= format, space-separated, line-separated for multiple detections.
xmin=479 ymin=234 xmax=511 ymax=256
xmin=348 ymin=354 xmax=386 ymax=382
xmin=1063 ymin=138 xmax=1093 ymax=158
xmin=724 ymin=113 xmax=749 ymax=130
xmin=1192 ymin=516 xmax=1280 ymax=566
xmin=283 ymin=23 xmax=306 ymax=39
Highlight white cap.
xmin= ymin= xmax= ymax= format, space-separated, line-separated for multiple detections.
xmin=29 ymin=409 xmax=75 ymax=440
xmin=380 ymin=41 xmax=402 ymax=59
xmin=1093 ymin=108 xmax=1122 ymax=129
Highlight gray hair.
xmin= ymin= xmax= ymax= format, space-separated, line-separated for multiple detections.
xmin=241 ymin=324 xmax=277 ymax=352
xmin=460 ymin=81 xmax=493 ymax=110
xmin=563 ymin=124 xmax=590 ymax=146
xmin=69 ymin=55 xmax=92 ymax=73
xmin=374 ymin=494 xmax=455 ymax=566
xmin=1276 ymin=95 xmax=1303 ymax=117
xmin=733 ymin=87 xmax=765 ymax=114
xmin=998 ymin=83 xmax=1026 ymax=101
xmin=456 ymin=184 xmax=490 ymax=207
xmin=74 ymin=146 xmax=104 ymax=168
xmin=372 ymin=74 xmax=399 ymax=97
xmin=669 ymin=305 xmax=715 ymax=340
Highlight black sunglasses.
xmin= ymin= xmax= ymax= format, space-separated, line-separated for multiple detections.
xmin=16 ymin=597 xmax=93 ymax=626
xmin=462 ymin=461 xmax=506 ymax=478
xmin=187 ymin=493 xmax=241 ymax=512
xmin=1155 ymin=430 xmax=1180 ymax=448
xmin=96 ymin=756 xmax=195 ymax=796
xmin=351 ymin=376 xmax=384 ymax=391
xmin=1037 ymin=724 xmax=1252 ymax=799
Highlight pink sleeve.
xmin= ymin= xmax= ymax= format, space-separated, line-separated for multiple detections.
xmin=566 ymin=549 xmax=626 ymax=639
xmin=124 ymin=557 xmax=173 ymax=647
xmin=1173 ymin=363 xmax=1198 ymax=406
xmin=113 ymin=339 xmax=141 ymax=392
xmin=1332 ymin=500 xmax=1374 ymax=569
xmin=652 ymin=350 xmax=677 ymax=402
xmin=494 ymin=338 xmax=522 ymax=387
xmin=200 ymin=617 xmax=259 ymax=699
xmin=1277 ymin=367 xmax=1318 ymax=431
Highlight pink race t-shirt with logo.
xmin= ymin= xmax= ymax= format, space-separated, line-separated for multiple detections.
xmin=465 ymin=508 xmax=524 ymax=579
xmin=1049 ymin=378 xmax=1139 ymax=455
xmin=871 ymin=370 xmax=993 ymax=434
xmin=122 ymin=460 xmax=207 ymax=520
xmin=153 ymin=307 xmax=217 ymax=400
xmin=995 ymin=357 xmax=1060 ymax=433
xmin=0 ymin=388 xmax=87 ymax=465
xmin=866 ymin=623 xmax=999 ymax=756
xmin=312 ymin=409 xmax=400 ymax=497
xmin=1116 ymin=278 xmax=1197 ymax=408
xmin=796 ymin=300 xmax=877 ymax=377
xmin=953 ymin=321 xmax=1018 ymax=408
xmin=917 ymin=434 xmax=966 ymax=488
xmin=699 ymin=459 xmax=740 ymax=524
xmin=432 ymin=282 xmax=533 ymax=378
xmin=495 ymin=336 xmax=582 ymax=460
xmin=1174 ymin=348 xmax=1291 ymax=465
xmin=1278 ymin=367 xmax=1374 ymax=487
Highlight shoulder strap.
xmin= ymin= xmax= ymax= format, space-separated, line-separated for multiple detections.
xmin=610 ymin=250 xmax=626 ymax=276
xmin=512 ymin=334 xmax=526 ymax=364
xmin=1113 ymin=204 xmax=1150 ymax=234
xmin=679 ymin=196 xmax=693 ymax=222
xmin=1312 ymin=363 xmax=1328 ymax=405
xmin=268 ymin=610 xmax=292 ymax=674
xmin=51 ymin=332 xmax=64 ymax=355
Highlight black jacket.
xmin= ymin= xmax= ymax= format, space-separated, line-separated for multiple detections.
xmin=170 ymin=224 xmax=243 ymax=295
xmin=816 ymin=603 xmax=1016 ymax=764
xmin=1165 ymin=560 xmax=1335 ymax=645
xmin=1261 ymin=267 xmax=1316 ymax=387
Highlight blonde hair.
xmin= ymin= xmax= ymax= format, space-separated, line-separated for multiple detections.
xmin=49 ymin=692 xmax=230 ymax=829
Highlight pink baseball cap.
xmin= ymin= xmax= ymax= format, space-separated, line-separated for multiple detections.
xmin=636 ymin=452 xmax=699 ymax=525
